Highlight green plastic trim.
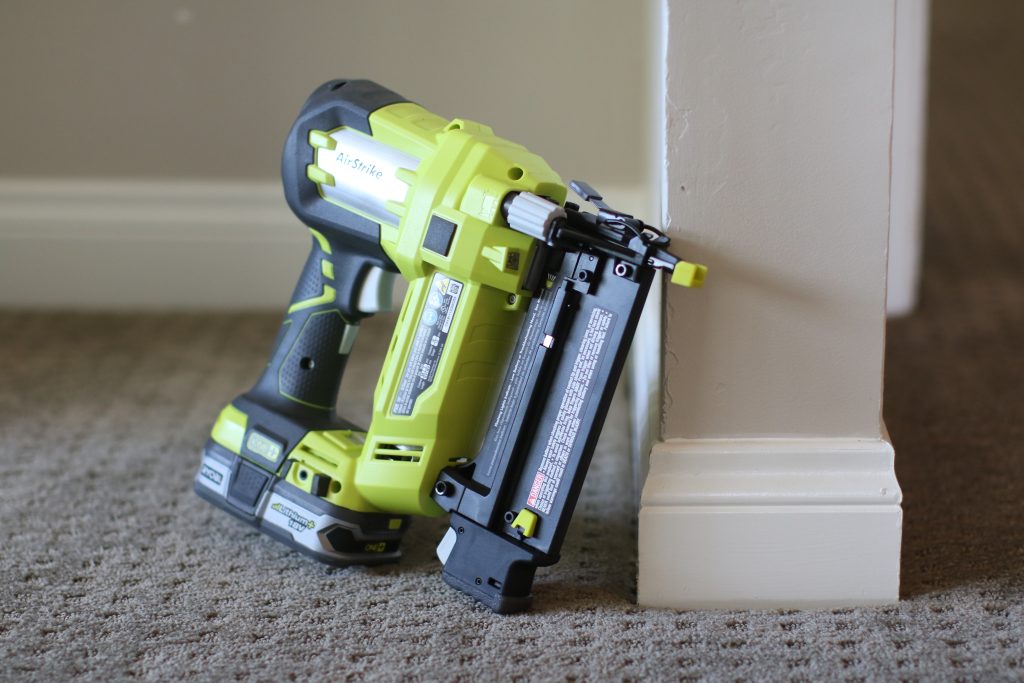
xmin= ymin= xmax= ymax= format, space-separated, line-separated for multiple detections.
xmin=287 ymin=284 xmax=337 ymax=314
xmin=210 ymin=403 xmax=247 ymax=454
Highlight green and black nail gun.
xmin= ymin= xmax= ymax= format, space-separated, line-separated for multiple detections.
xmin=194 ymin=79 xmax=706 ymax=613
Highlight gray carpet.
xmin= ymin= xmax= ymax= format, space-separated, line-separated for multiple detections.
xmin=3 ymin=2 xmax=1023 ymax=681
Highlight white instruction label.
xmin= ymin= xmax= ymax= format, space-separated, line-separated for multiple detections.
xmin=527 ymin=306 xmax=614 ymax=514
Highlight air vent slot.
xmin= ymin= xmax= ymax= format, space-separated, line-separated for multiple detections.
xmin=373 ymin=444 xmax=424 ymax=463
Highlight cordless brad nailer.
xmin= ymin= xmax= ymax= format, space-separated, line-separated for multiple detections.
xmin=195 ymin=79 xmax=705 ymax=613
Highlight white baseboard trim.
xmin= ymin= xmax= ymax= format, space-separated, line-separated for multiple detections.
xmin=0 ymin=178 xmax=650 ymax=311
xmin=638 ymin=434 xmax=902 ymax=610
xmin=0 ymin=178 xmax=313 ymax=310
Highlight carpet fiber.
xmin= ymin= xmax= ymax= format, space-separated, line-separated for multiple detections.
xmin=2 ymin=2 xmax=1022 ymax=680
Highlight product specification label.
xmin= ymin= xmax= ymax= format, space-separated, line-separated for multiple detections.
xmin=391 ymin=273 xmax=463 ymax=416
xmin=527 ymin=306 xmax=615 ymax=515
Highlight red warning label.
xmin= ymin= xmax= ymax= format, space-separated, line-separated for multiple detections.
xmin=527 ymin=471 xmax=546 ymax=508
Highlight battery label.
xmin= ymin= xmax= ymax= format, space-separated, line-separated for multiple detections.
xmin=527 ymin=306 xmax=615 ymax=514
xmin=391 ymin=273 xmax=463 ymax=416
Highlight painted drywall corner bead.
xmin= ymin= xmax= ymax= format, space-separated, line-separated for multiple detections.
xmin=647 ymin=0 xmax=901 ymax=609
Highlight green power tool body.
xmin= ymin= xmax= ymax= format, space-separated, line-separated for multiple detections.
xmin=194 ymin=79 xmax=704 ymax=612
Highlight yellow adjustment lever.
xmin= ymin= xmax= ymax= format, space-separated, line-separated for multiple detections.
xmin=671 ymin=261 xmax=708 ymax=288
xmin=511 ymin=509 xmax=539 ymax=538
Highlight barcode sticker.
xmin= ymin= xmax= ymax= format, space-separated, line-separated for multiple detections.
xmin=391 ymin=274 xmax=463 ymax=416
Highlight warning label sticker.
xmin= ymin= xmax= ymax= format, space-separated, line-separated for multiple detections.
xmin=527 ymin=306 xmax=615 ymax=515
xmin=391 ymin=273 xmax=463 ymax=416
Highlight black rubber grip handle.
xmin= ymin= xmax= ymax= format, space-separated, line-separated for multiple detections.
xmin=246 ymin=237 xmax=374 ymax=418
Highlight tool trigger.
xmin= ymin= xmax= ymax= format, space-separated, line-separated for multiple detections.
xmin=357 ymin=267 xmax=398 ymax=314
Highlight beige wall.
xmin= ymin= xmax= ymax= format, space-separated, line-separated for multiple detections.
xmin=0 ymin=1 xmax=651 ymax=186
xmin=660 ymin=0 xmax=893 ymax=439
